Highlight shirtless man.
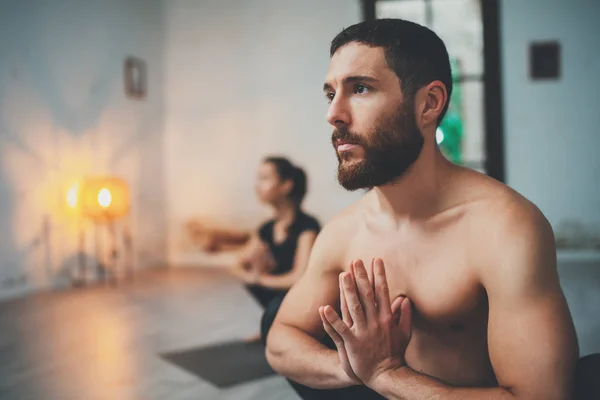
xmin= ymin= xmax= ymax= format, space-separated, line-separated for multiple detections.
xmin=265 ymin=19 xmax=579 ymax=399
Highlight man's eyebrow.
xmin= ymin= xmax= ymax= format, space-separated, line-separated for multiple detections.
xmin=343 ymin=75 xmax=379 ymax=84
xmin=323 ymin=75 xmax=379 ymax=92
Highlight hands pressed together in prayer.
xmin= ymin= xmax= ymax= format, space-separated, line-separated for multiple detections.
xmin=233 ymin=243 xmax=276 ymax=284
xmin=319 ymin=259 xmax=413 ymax=388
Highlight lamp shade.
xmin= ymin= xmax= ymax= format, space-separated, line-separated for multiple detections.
xmin=80 ymin=177 xmax=129 ymax=220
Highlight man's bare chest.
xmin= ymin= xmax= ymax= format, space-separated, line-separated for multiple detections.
xmin=341 ymin=230 xmax=486 ymax=331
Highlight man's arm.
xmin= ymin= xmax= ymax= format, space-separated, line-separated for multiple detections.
xmin=257 ymin=230 xmax=318 ymax=290
xmin=368 ymin=207 xmax=579 ymax=399
xmin=265 ymin=223 xmax=359 ymax=389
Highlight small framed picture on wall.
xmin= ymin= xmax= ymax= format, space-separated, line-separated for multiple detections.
xmin=124 ymin=56 xmax=147 ymax=99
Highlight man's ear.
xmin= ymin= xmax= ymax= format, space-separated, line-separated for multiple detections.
xmin=420 ymin=80 xmax=448 ymax=126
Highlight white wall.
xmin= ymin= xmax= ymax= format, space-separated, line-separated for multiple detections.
xmin=0 ymin=0 xmax=167 ymax=299
xmin=164 ymin=0 xmax=363 ymax=263
xmin=501 ymin=0 xmax=600 ymax=356
xmin=501 ymin=0 xmax=600 ymax=242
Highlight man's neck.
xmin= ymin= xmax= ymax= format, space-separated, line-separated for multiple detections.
xmin=372 ymin=145 xmax=454 ymax=221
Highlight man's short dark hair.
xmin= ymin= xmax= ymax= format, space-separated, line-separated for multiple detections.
xmin=330 ymin=19 xmax=453 ymax=125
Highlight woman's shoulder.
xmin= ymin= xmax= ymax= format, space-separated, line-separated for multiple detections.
xmin=296 ymin=212 xmax=321 ymax=232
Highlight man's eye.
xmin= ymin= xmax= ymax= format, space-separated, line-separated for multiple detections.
xmin=326 ymin=92 xmax=335 ymax=102
xmin=355 ymin=84 xmax=369 ymax=94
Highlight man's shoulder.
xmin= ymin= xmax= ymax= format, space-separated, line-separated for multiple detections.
xmin=318 ymin=195 xmax=369 ymax=239
xmin=467 ymin=176 xmax=550 ymax=237
xmin=460 ymin=173 xmax=554 ymax=274
xmin=308 ymin=196 xmax=368 ymax=268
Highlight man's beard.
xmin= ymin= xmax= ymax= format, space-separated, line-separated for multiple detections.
xmin=332 ymin=102 xmax=424 ymax=191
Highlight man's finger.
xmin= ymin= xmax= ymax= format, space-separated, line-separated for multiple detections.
xmin=320 ymin=307 xmax=358 ymax=382
xmin=319 ymin=306 xmax=345 ymax=346
xmin=398 ymin=297 xmax=413 ymax=336
xmin=367 ymin=258 xmax=375 ymax=285
xmin=341 ymin=270 xmax=366 ymax=327
xmin=391 ymin=296 xmax=405 ymax=326
xmin=323 ymin=305 xmax=353 ymax=340
xmin=374 ymin=258 xmax=392 ymax=320
xmin=340 ymin=266 xmax=353 ymax=328
xmin=352 ymin=260 xmax=378 ymax=323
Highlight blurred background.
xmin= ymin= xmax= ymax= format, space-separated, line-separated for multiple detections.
xmin=0 ymin=0 xmax=598 ymax=399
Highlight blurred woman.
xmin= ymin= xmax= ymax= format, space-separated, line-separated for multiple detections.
xmin=231 ymin=156 xmax=320 ymax=342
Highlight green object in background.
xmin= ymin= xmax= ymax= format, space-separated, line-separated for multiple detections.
xmin=437 ymin=58 xmax=464 ymax=164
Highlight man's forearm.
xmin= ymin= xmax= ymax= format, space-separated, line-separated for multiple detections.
xmin=266 ymin=324 xmax=357 ymax=389
xmin=370 ymin=367 xmax=515 ymax=400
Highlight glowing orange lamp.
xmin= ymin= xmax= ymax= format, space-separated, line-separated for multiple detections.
xmin=79 ymin=177 xmax=129 ymax=221
xmin=68 ymin=176 xmax=132 ymax=286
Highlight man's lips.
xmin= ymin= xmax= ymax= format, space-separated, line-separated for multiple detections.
xmin=337 ymin=143 xmax=359 ymax=152
xmin=335 ymin=139 xmax=360 ymax=152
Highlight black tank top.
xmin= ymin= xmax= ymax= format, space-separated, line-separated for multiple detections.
xmin=258 ymin=212 xmax=321 ymax=275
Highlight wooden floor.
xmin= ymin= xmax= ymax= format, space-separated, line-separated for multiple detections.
xmin=3 ymin=262 xmax=598 ymax=400
xmin=0 ymin=268 xmax=300 ymax=400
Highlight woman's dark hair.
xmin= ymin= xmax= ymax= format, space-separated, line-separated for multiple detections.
xmin=264 ymin=156 xmax=307 ymax=206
